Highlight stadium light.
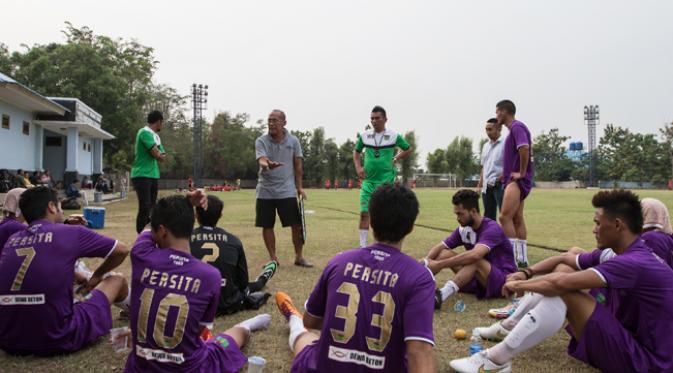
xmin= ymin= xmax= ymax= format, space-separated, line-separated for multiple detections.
xmin=192 ymin=83 xmax=208 ymax=188
xmin=584 ymin=105 xmax=600 ymax=187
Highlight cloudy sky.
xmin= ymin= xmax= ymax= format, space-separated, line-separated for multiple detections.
xmin=3 ymin=0 xmax=672 ymax=165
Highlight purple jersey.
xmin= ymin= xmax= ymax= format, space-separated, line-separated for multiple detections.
xmin=303 ymin=243 xmax=435 ymax=372
xmin=125 ymin=232 xmax=222 ymax=373
xmin=578 ymin=240 xmax=673 ymax=371
xmin=0 ymin=217 xmax=26 ymax=254
xmin=442 ymin=218 xmax=517 ymax=275
xmin=502 ymin=120 xmax=534 ymax=185
xmin=0 ymin=220 xmax=117 ymax=351
xmin=641 ymin=230 xmax=673 ymax=269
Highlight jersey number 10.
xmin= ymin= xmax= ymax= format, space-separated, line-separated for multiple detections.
xmin=137 ymin=288 xmax=190 ymax=349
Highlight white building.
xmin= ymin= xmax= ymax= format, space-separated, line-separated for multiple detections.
xmin=0 ymin=72 xmax=114 ymax=183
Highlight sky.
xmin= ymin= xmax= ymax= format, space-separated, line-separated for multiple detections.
xmin=3 ymin=0 xmax=673 ymax=166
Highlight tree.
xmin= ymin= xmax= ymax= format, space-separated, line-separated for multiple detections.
xmin=532 ymin=128 xmax=574 ymax=181
xmin=304 ymin=127 xmax=327 ymax=186
xmin=324 ymin=139 xmax=339 ymax=182
xmin=0 ymin=22 xmax=160 ymax=169
xmin=446 ymin=136 xmax=478 ymax=185
xmin=338 ymin=139 xmax=356 ymax=181
xmin=401 ymin=131 xmax=419 ymax=185
xmin=660 ymin=122 xmax=673 ymax=183
xmin=427 ymin=149 xmax=449 ymax=174
xmin=203 ymin=112 xmax=265 ymax=180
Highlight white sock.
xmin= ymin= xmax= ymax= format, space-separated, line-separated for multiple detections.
xmin=440 ymin=280 xmax=459 ymax=301
xmin=520 ymin=240 xmax=528 ymax=264
xmin=501 ymin=292 xmax=543 ymax=330
xmin=359 ymin=229 xmax=368 ymax=247
xmin=236 ymin=313 xmax=271 ymax=333
xmin=488 ymin=296 xmax=566 ymax=365
xmin=288 ymin=314 xmax=307 ymax=349
xmin=114 ymin=287 xmax=132 ymax=312
xmin=510 ymin=239 xmax=520 ymax=263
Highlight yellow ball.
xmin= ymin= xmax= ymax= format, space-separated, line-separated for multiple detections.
xmin=454 ymin=328 xmax=467 ymax=340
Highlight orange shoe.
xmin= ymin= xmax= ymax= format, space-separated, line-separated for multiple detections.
xmin=275 ymin=292 xmax=303 ymax=321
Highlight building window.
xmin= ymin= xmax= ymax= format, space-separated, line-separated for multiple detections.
xmin=88 ymin=143 xmax=91 ymax=152
xmin=22 ymin=121 xmax=30 ymax=135
xmin=46 ymin=137 xmax=62 ymax=146
xmin=1 ymin=114 xmax=8 ymax=129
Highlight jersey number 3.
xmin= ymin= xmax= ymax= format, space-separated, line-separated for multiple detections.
xmin=330 ymin=281 xmax=395 ymax=352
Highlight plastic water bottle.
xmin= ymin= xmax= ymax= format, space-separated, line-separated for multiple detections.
xmin=453 ymin=299 xmax=466 ymax=312
xmin=469 ymin=335 xmax=483 ymax=355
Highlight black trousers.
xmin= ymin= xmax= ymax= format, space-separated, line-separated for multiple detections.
xmin=482 ymin=183 xmax=504 ymax=221
xmin=132 ymin=177 xmax=158 ymax=233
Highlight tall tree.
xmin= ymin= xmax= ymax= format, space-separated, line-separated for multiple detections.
xmin=446 ymin=136 xmax=478 ymax=185
xmin=532 ymin=128 xmax=574 ymax=181
xmin=427 ymin=148 xmax=449 ymax=174
xmin=660 ymin=122 xmax=673 ymax=183
xmin=0 ymin=22 xmax=160 ymax=168
xmin=204 ymin=112 xmax=265 ymax=180
xmin=401 ymin=131 xmax=419 ymax=185
xmin=324 ymin=139 xmax=340 ymax=182
xmin=304 ymin=127 xmax=327 ymax=186
xmin=338 ymin=139 xmax=356 ymax=181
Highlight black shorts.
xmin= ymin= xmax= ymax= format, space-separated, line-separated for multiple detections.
xmin=255 ymin=198 xmax=301 ymax=228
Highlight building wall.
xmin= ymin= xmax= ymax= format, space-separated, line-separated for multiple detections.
xmin=0 ymin=101 xmax=38 ymax=171
xmin=77 ymin=135 xmax=94 ymax=176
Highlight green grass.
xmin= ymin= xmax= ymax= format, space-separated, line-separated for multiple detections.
xmin=2 ymin=188 xmax=671 ymax=372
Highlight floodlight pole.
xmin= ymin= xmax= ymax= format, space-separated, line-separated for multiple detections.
xmin=192 ymin=83 xmax=208 ymax=187
xmin=584 ymin=105 xmax=599 ymax=187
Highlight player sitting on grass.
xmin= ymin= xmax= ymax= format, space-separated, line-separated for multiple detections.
xmin=124 ymin=190 xmax=270 ymax=373
xmin=0 ymin=186 xmax=131 ymax=356
xmin=275 ymin=183 xmax=436 ymax=373
xmin=424 ymin=189 xmax=516 ymax=310
xmin=190 ymin=195 xmax=277 ymax=315
xmin=640 ymin=197 xmax=673 ymax=268
xmin=450 ymin=189 xmax=673 ymax=373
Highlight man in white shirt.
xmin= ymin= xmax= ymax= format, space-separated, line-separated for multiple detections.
xmin=476 ymin=118 xmax=504 ymax=220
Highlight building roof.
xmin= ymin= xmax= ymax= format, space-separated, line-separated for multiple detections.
xmin=0 ymin=72 xmax=68 ymax=115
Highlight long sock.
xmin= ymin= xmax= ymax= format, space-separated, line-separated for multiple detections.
xmin=510 ymin=239 xmax=520 ymax=263
xmin=502 ymin=292 xmax=543 ymax=330
xmin=488 ymin=296 xmax=567 ymax=365
xmin=359 ymin=229 xmax=368 ymax=247
xmin=236 ymin=313 xmax=271 ymax=333
xmin=288 ymin=314 xmax=307 ymax=349
xmin=439 ymin=280 xmax=459 ymax=301
xmin=520 ymin=240 xmax=528 ymax=265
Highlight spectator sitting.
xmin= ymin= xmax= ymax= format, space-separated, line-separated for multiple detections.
xmin=95 ymin=176 xmax=110 ymax=194
xmin=29 ymin=171 xmax=40 ymax=185
xmin=39 ymin=170 xmax=53 ymax=188
xmin=0 ymin=169 xmax=12 ymax=193
xmin=20 ymin=170 xmax=34 ymax=189
xmin=66 ymin=179 xmax=82 ymax=199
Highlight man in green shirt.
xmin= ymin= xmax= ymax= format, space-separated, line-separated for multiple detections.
xmin=353 ymin=106 xmax=413 ymax=247
xmin=131 ymin=110 xmax=166 ymax=233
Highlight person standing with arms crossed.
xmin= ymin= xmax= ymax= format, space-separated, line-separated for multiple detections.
xmin=353 ymin=106 xmax=413 ymax=247
xmin=496 ymin=100 xmax=534 ymax=268
xmin=131 ymin=110 xmax=166 ymax=234
xmin=255 ymin=110 xmax=312 ymax=267
xmin=476 ymin=118 xmax=505 ymax=220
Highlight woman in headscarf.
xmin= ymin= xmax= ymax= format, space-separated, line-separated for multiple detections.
xmin=0 ymin=188 xmax=27 ymax=250
xmin=641 ymin=197 xmax=673 ymax=268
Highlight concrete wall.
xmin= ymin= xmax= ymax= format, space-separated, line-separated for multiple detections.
xmin=0 ymin=101 xmax=38 ymax=171
xmin=535 ymin=181 xmax=583 ymax=189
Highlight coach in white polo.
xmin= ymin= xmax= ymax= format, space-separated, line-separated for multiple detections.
xmin=255 ymin=109 xmax=312 ymax=268
xmin=476 ymin=118 xmax=505 ymax=220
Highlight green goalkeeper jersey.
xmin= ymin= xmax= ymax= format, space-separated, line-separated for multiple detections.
xmin=355 ymin=129 xmax=410 ymax=184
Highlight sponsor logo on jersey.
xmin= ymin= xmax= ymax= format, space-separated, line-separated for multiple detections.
xmin=328 ymin=345 xmax=385 ymax=369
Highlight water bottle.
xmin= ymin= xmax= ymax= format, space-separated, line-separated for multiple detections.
xmin=469 ymin=335 xmax=483 ymax=355
xmin=453 ymin=299 xmax=466 ymax=312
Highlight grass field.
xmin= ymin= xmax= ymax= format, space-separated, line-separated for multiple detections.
xmin=2 ymin=187 xmax=672 ymax=372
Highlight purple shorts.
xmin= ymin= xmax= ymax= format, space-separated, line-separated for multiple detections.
xmin=567 ymin=303 xmax=659 ymax=373
xmin=460 ymin=265 xmax=508 ymax=299
xmin=3 ymin=289 xmax=113 ymax=356
xmin=291 ymin=340 xmax=320 ymax=373
xmin=205 ymin=333 xmax=247 ymax=373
